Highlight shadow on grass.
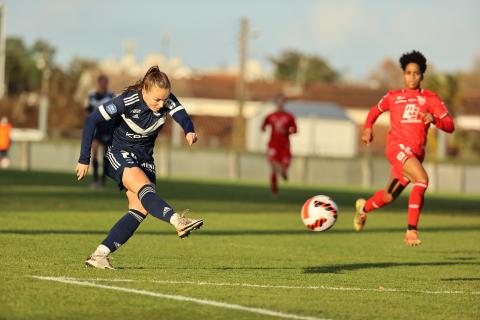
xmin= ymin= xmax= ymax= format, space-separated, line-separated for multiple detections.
xmin=441 ymin=277 xmax=480 ymax=282
xmin=304 ymin=261 xmax=480 ymax=274
xmin=0 ymin=225 xmax=478 ymax=236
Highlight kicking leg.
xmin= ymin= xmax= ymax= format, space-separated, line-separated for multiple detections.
xmin=354 ymin=176 xmax=407 ymax=232
xmin=123 ymin=167 xmax=203 ymax=238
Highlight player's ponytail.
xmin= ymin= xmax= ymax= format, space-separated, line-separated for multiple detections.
xmin=125 ymin=66 xmax=171 ymax=92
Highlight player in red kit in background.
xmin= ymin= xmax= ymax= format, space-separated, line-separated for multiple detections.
xmin=262 ymin=94 xmax=297 ymax=195
xmin=354 ymin=50 xmax=455 ymax=246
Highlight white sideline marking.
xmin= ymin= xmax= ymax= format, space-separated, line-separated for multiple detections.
xmin=32 ymin=276 xmax=326 ymax=320
xmin=53 ymin=277 xmax=480 ymax=296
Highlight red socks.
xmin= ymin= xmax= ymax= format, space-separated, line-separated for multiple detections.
xmin=364 ymin=190 xmax=386 ymax=213
xmin=270 ymin=173 xmax=278 ymax=195
xmin=408 ymin=181 xmax=428 ymax=228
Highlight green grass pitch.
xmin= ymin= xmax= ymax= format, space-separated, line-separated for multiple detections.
xmin=0 ymin=170 xmax=479 ymax=319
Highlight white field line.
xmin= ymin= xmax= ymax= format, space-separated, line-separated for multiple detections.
xmin=35 ymin=276 xmax=480 ymax=296
xmin=32 ymin=276 xmax=326 ymax=320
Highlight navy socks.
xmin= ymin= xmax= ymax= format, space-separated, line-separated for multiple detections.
xmin=101 ymin=209 xmax=146 ymax=253
xmin=137 ymin=184 xmax=174 ymax=223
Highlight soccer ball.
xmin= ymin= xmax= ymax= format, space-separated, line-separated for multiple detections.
xmin=301 ymin=195 xmax=338 ymax=232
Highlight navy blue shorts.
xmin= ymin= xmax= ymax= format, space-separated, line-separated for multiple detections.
xmin=104 ymin=146 xmax=156 ymax=190
xmin=94 ymin=123 xmax=113 ymax=145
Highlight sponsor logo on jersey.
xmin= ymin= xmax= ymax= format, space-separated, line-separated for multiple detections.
xmin=126 ymin=132 xmax=148 ymax=139
xmin=131 ymin=109 xmax=141 ymax=114
xmin=401 ymin=104 xmax=421 ymax=123
xmin=396 ymin=96 xmax=406 ymax=100
xmin=105 ymin=103 xmax=117 ymax=115
xmin=141 ymin=162 xmax=155 ymax=172
xmin=417 ymin=96 xmax=426 ymax=105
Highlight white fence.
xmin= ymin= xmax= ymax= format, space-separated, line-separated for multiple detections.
xmin=5 ymin=139 xmax=480 ymax=194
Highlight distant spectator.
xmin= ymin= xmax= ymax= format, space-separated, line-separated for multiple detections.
xmin=85 ymin=75 xmax=115 ymax=188
xmin=0 ymin=117 xmax=12 ymax=169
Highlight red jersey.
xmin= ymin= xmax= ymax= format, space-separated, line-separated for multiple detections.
xmin=262 ymin=111 xmax=297 ymax=149
xmin=365 ymin=88 xmax=454 ymax=155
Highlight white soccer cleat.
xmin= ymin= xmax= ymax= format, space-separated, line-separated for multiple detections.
xmin=85 ymin=255 xmax=114 ymax=270
xmin=173 ymin=211 xmax=204 ymax=239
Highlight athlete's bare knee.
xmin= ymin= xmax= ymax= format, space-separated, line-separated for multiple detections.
xmin=126 ymin=191 xmax=148 ymax=216
xmin=413 ymin=174 xmax=429 ymax=185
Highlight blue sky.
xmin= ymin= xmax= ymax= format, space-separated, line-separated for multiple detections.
xmin=4 ymin=0 xmax=480 ymax=79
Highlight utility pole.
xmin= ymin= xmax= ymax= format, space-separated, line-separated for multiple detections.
xmin=0 ymin=4 xmax=6 ymax=98
xmin=161 ymin=32 xmax=171 ymax=62
xmin=233 ymin=17 xmax=248 ymax=151
xmin=230 ymin=17 xmax=249 ymax=179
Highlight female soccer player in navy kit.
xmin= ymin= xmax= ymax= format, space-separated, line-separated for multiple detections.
xmin=76 ymin=66 xmax=203 ymax=269
xmin=354 ymin=51 xmax=454 ymax=246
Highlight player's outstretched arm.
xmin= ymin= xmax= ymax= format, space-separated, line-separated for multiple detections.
xmin=76 ymin=109 xmax=107 ymax=179
xmin=167 ymin=93 xmax=197 ymax=146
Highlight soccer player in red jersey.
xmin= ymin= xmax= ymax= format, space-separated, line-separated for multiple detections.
xmin=354 ymin=51 xmax=455 ymax=246
xmin=261 ymin=94 xmax=297 ymax=195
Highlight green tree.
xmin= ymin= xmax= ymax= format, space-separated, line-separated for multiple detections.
xmin=31 ymin=39 xmax=56 ymax=70
xmin=424 ymin=72 xmax=461 ymax=115
xmin=368 ymin=58 xmax=403 ymax=89
xmin=270 ymin=50 xmax=339 ymax=84
xmin=5 ymin=37 xmax=41 ymax=94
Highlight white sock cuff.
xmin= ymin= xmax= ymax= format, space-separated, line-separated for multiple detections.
xmin=95 ymin=244 xmax=111 ymax=256
xmin=169 ymin=213 xmax=179 ymax=227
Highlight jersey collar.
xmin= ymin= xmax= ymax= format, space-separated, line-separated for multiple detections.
xmin=402 ymin=88 xmax=424 ymax=94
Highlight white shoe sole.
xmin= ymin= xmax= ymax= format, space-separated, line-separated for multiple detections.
xmin=178 ymin=219 xmax=204 ymax=239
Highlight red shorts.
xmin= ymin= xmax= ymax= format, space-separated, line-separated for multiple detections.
xmin=385 ymin=141 xmax=425 ymax=184
xmin=268 ymin=147 xmax=291 ymax=168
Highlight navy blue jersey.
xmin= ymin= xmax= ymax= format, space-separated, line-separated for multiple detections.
xmin=79 ymin=90 xmax=194 ymax=164
xmin=86 ymin=90 xmax=116 ymax=143
xmin=86 ymin=91 xmax=115 ymax=114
